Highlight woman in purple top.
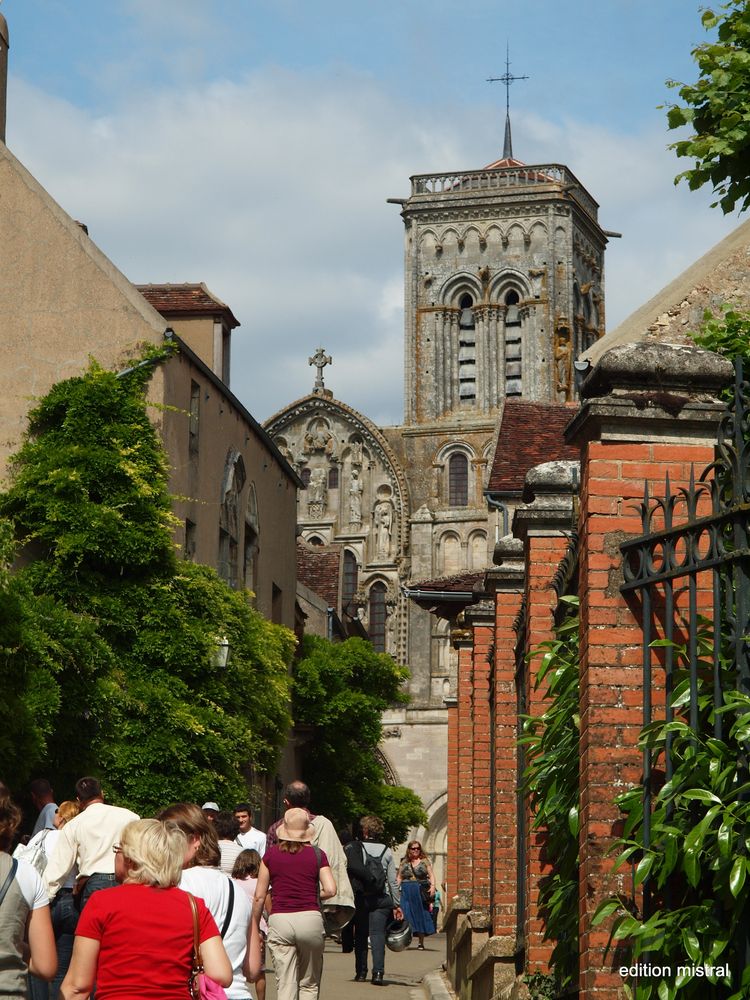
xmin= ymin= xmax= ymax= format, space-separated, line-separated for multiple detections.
xmin=249 ymin=808 xmax=336 ymax=1000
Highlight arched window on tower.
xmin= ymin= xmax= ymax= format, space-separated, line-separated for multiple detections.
xmin=504 ymin=289 xmax=522 ymax=396
xmin=342 ymin=550 xmax=358 ymax=615
xmin=457 ymin=293 xmax=476 ymax=404
xmin=369 ymin=582 xmax=387 ymax=652
xmin=448 ymin=453 xmax=469 ymax=507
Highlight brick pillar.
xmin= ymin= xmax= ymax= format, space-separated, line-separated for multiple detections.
xmin=464 ymin=601 xmax=496 ymax=912
xmin=566 ymin=343 xmax=731 ymax=1000
xmin=487 ymin=545 xmax=524 ymax=940
xmin=453 ymin=626 xmax=475 ymax=897
xmin=445 ymin=692 xmax=459 ymax=899
xmin=513 ymin=461 xmax=579 ymax=973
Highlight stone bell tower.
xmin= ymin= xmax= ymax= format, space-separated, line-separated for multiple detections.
xmin=397 ymin=147 xmax=609 ymax=425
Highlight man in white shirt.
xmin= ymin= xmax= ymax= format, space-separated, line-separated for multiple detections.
xmin=44 ymin=776 xmax=139 ymax=909
xmin=234 ymin=802 xmax=266 ymax=855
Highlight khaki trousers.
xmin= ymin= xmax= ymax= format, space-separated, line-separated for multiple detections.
xmin=267 ymin=910 xmax=325 ymax=1000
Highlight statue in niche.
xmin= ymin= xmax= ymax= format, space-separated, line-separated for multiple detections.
xmin=386 ymin=608 xmax=397 ymax=657
xmin=554 ymin=324 xmax=573 ymax=402
xmin=373 ymin=501 xmax=393 ymax=560
xmin=349 ymin=468 xmax=363 ymax=527
xmin=307 ymin=468 xmax=327 ymax=519
xmin=303 ymin=419 xmax=334 ymax=456
xmin=350 ymin=439 xmax=363 ymax=467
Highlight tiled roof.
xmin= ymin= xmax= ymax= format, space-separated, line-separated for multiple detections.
xmin=136 ymin=282 xmax=240 ymax=329
xmin=296 ymin=540 xmax=342 ymax=609
xmin=487 ymin=400 xmax=579 ymax=494
xmin=409 ymin=570 xmax=486 ymax=594
xmin=483 ymin=156 xmax=525 ymax=170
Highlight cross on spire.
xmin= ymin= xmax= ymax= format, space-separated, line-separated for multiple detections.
xmin=309 ymin=347 xmax=332 ymax=394
xmin=487 ymin=46 xmax=529 ymax=160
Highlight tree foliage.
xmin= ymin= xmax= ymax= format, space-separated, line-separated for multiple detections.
xmin=665 ymin=2 xmax=750 ymax=213
xmin=690 ymin=303 xmax=750 ymax=366
xmin=593 ymin=631 xmax=750 ymax=999
xmin=0 ymin=352 xmax=294 ymax=810
xmin=293 ymin=634 xmax=426 ymax=843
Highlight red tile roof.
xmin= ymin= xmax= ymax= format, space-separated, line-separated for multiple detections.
xmin=483 ymin=156 xmax=525 ymax=170
xmin=487 ymin=400 xmax=579 ymax=494
xmin=297 ymin=540 xmax=342 ymax=609
xmin=136 ymin=283 xmax=240 ymax=329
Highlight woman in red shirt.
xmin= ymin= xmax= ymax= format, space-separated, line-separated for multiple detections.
xmin=249 ymin=809 xmax=336 ymax=1000
xmin=60 ymin=819 xmax=232 ymax=1000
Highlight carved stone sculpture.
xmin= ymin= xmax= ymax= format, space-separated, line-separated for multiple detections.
xmin=349 ymin=468 xmax=363 ymax=526
xmin=307 ymin=467 xmax=327 ymax=519
xmin=374 ymin=500 xmax=393 ymax=560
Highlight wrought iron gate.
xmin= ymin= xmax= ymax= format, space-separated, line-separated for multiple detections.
xmin=619 ymin=360 xmax=750 ymax=986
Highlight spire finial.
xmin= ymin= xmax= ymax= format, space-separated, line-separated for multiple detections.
xmin=487 ymin=45 xmax=529 ymax=160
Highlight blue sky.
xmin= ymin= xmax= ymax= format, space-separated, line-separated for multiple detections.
xmin=3 ymin=1 xmax=742 ymax=424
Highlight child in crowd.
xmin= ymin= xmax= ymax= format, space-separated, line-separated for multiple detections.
xmin=232 ymin=849 xmax=267 ymax=1000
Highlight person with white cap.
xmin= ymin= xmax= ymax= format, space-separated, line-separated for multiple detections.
xmin=202 ymin=801 xmax=220 ymax=822
xmin=249 ymin=808 xmax=336 ymax=1000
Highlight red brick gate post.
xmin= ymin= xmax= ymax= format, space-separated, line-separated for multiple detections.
xmin=565 ymin=343 xmax=731 ymax=1000
xmin=513 ymin=460 xmax=580 ymax=974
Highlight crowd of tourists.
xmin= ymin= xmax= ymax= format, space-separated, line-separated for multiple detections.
xmin=0 ymin=776 xmax=440 ymax=1000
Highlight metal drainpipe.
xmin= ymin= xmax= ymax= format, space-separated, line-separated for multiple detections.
xmin=485 ymin=494 xmax=508 ymax=537
xmin=326 ymin=607 xmax=334 ymax=642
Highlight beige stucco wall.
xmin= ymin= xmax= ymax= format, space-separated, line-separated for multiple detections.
xmin=0 ymin=142 xmax=167 ymax=479
xmin=164 ymin=315 xmax=217 ymax=376
xmin=161 ymin=350 xmax=298 ymax=629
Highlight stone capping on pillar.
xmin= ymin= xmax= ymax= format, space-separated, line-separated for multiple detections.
xmin=566 ymin=341 xmax=733 ymax=445
xmin=512 ymin=459 xmax=580 ymax=541
xmin=492 ymin=534 xmax=524 ymax=569
xmin=466 ymin=934 xmax=518 ymax=980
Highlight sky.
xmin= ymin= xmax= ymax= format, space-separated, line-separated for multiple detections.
xmin=3 ymin=1 xmax=744 ymax=426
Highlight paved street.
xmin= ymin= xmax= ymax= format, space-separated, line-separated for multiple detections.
xmin=260 ymin=933 xmax=448 ymax=1000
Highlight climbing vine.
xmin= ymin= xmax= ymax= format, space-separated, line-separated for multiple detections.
xmin=520 ymin=596 xmax=580 ymax=993
xmin=0 ymin=351 xmax=294 ymax=808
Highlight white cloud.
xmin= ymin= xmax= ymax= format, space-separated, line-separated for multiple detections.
xmin=6 ymin=67 xmax=742 ymax=428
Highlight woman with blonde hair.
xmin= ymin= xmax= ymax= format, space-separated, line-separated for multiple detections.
xmin=159 ymin=802 xmax=257 ymax=1000
xmin=60 ymin=818 xmax=232 ymax=999
xmin=249 ymin=808 xmax=336 ymax=1000
xmin=0 ymin=794 xmax=57 ymax=997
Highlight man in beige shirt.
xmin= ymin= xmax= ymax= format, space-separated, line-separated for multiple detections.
xmin=44 ymin=776 xmax=139 ymax=909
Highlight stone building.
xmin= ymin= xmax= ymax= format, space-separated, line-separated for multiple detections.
xmin=266 ymin=138 xmax=610 ymax=878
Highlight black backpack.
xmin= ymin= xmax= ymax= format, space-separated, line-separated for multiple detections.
xmin=361 ymin=844 xmax=388 ymax=895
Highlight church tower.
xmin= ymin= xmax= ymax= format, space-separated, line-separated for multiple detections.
xmin=399 ymin=152 xmax=608 ymax=423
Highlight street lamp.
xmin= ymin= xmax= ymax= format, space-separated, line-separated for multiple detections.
xmin=213 ymin=635 xmax=231 ymax=670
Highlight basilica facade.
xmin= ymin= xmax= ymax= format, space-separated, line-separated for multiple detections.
xmin=266 ymin=148 xmax=608 ymax=882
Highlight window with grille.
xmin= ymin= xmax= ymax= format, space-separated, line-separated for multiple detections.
xmin=504 ymin=289 xmax=522 ymax=396
xmin=343 ymin=551 xmax=358 ymax=614
xmin=458 ymin=293 xmax=476 ymax=403
xmin=448 ymin=453 xmax=469 ymax=507
xmin=369 ymin=582 xmax=387 ymax=652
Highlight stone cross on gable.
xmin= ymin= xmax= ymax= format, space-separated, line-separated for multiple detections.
xmin=309 ymin=347 xmax=332 ymax=394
